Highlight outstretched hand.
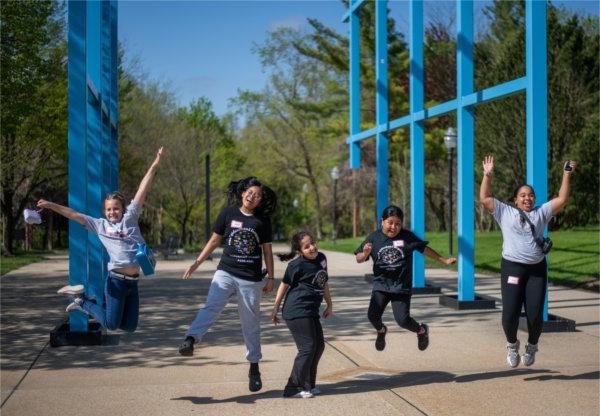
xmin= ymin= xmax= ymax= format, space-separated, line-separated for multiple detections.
xmin=443 ymin=257 xmax=457 ymax=265
xmin=482 ymin=155 xmax=494 ymax=176
xmin=153 ymin=146 xmax=164 ymax=166
xmin=37 ymin=199 xmax=52 ymax=209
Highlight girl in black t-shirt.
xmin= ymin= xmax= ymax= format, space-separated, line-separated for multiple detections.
xmin=355 ymin=205 xmax=456 ymax=352
xmin=178 ymin=177 xmax=277 ymax=393
xmin=271 ymin=231 xmax=332 ymax=398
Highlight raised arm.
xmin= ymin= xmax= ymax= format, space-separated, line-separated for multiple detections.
xmin=262 ymin=243 xmax=275 ymax=294
xmin=479 ymin=155 xmax=495 ymax=213
xmin=550 ymin=161 xmax=576 ymax=215
xmin=37 ymin=199 xmax=86 ymax=226
xmin=133 ymin=146 xmax=164 ymax=208
xmin=356 ymin=242 xmax=372 ymax=263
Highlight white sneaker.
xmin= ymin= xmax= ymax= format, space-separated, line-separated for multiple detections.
xmin=506 ymin=340 xmax=520 ymax=368
xmin=310 ymin=387 xmax=321 ymax=395
xmin=291 ymin=390 xmax=314 ymax=399
xmin=57 ymin=284 xmax=84 ymax=295
xmin=65 ymin=297 xmax=84 ymax=313
xmin=521 ymin=343 xmax=538 ymax=366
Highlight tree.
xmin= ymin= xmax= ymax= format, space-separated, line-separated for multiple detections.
xmin=1 ymin=0 xmax=67 ymax=254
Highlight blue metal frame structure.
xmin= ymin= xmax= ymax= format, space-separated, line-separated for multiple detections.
xmin=67 ymin=0 xmax=118 ymax=331
xmin=345 ymin=0 xmax=549 ymax=315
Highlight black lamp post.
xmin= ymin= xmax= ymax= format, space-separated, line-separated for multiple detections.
xmin=443 ymin=127 xmax=457 ymax=256
xmin=330 ymin=166 xmax=339 ymax=245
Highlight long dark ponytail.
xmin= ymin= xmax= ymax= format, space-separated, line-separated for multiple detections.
xmin=278 ymin=231 xmax=314 ymax=261
xmin=225 ymin=176 xmax=277 ymax=217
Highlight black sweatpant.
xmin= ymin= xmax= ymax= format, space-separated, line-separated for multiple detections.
xmin=284 ymin=317 xmax=325 ymax=393
xmin=367 ymin=290 xmax=420 ymax=333
xmin=500 ymin=258 xmax=547 ymax=345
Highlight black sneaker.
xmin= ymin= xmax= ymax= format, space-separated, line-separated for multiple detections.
xmin=249 ymin=372 xmax=262 ymax=392
xmin=417 ymin=324 xmax=429 ymax=351
xmin=178 ymin=336 xmax=195 ymax=356
xmin=375 ymin=325 xmax=387 ymax=351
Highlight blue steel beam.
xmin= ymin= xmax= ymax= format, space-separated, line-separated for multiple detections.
xmin=86 ymin=0 xmax=104 ymax=305
xmin=101 ymin=0 xmax=112 ymax=278
xmin=67 ymin=0 xmax=88 ymax=332
xmin=349 ymin=0 xmax=361 ymax=169
xmin=346 ymin=77 xmax=526 ymax=143
xmin=526 ymin=0 xmax=549 ymax=320
xmin=409 ymin=0 xmax=426 ymax=288
xmin=342 ymin=0 xmax=368 ymax=23
xmin=457 ymin=0 xmax=475 ymax=301
xmin=375 ymin=0 xmax=389 ymax=219
xmin=110 ymin=0 xmax=119 ymax=192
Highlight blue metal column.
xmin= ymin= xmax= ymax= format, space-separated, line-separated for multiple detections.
xmin=67 ymin=0 xmax=88 ymax=332
xmin=86 ymin=1 xmax=104 ymax=304
xmin=375 ymin=0 xmax=389 ymax=219
xmin=101 ymin=0 xmax=112 ymax=279
xmin=409 ymin=0 xmax=426 ymax=287
xmin=526 ymin=0 xmax=549 ymax=320
xmin=457 ymin=0 xmax=475 ymax=301
xmin=110 ymin=0 xmax=119 ymax=192
xmin=349 ymin=0 xmax=361 ymax=169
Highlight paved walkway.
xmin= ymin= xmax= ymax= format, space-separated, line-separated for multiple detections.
xmin=1 ymin=246 xmax=598 ymax=416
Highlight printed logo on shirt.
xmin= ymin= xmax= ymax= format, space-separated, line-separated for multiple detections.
xmin=312 ymin=269 xmax=328 ymax=289
xmin=393 ymin=240 xmax=405 ymax=248
xmin=229 ymin=228 xmax=259 ymax=256
xmin=507 ymin=276 xmax=520 ymax=285
xmin=231 ymin=220 xmax=243 ymax=229
xmin=377 ymin=246 xmax=404 ymax=265
xmin=320 ymin=259 xmax=327 ymax=269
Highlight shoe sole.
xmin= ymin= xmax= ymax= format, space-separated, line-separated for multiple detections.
xmin=58 ymin=285 xmax=84 ymax=295
xmin=179 ymin=348 xmax=193 ymax=357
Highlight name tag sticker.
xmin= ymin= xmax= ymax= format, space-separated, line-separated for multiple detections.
xmin=393 ymin=240 xmax=405 ymax=247
xmin=231 ymin=220 xmax=243 ymax=229
xmin=507 ymin=276 xmax=520 ymax=285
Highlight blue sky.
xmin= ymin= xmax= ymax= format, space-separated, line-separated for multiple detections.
xmin=118 ymin=0 xmax=599 ymax=117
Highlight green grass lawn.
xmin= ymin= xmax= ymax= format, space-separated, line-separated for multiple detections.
xmin=319 ymin=227 xmax=599 ymax=287
xmin=1 ymin=250 xmax=48 ymax=276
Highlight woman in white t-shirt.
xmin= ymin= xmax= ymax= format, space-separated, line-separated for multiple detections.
xmin=479 ymin=155 xmax=576 ymax=368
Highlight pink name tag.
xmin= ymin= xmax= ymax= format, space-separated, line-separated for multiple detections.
xmin=393 ymin=240 xmax=404 ymax=247
xmin=507 ymin=276 xmax=520 ymax=285
xmin=231 ymin=220 xmax=243 ymax=228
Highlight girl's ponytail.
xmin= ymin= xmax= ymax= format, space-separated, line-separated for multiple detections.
xmin=277 ymin=231 xmax=314 ymax=262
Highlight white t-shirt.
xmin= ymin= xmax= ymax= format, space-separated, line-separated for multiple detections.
xmin=491 ymin=199 xmax=553 ymax=264
xmin=83 ymin=202 xmax=145 ymax=271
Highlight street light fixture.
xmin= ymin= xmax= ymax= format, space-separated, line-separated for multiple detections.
xmin=330 ymin=166 xmax=340 ymax=245
xmin=443 ymin=127 xmax=457 ymax=256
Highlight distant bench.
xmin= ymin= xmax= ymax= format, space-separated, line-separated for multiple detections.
xmin=154 ymin=235 xmax=180 ymax=260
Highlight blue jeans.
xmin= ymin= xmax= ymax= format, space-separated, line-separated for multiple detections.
xmin=186 ymin=269 xmax=264 ymax=362
xmin=81 ymin=272 xmax=139 ymax=332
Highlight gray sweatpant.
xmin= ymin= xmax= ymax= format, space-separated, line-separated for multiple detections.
xmin=186 ymin=269 xmax=264 ymax=363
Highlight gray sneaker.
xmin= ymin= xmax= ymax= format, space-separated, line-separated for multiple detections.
xmin=65 ymin=297 xmax=84 ymax=313
xmin=521 ymin=343 xmax=538 ymax=366
xmin=506 ymin=340 xmax=520 ymax=368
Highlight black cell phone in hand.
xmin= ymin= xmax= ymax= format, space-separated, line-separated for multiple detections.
xmin=564 ymin=161 xmax=572 ymax=172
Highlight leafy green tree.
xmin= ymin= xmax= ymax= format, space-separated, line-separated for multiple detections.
xmin=1 ymin=0 xmax=67 ymax=254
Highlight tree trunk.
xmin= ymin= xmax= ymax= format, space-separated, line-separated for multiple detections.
xmin=45 ymin=211 xmax=54 ymax=250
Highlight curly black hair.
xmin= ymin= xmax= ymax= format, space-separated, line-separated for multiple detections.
xmin=225 ymin=177 xmax=277 ymax=217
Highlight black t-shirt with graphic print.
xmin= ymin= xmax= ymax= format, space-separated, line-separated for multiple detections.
xmin=213 ymin=206 xmax=272 ymax=281
xmin=282 ymin=252 xmax=328 ymax=320
xmin=355 ymin=229 xmax=427 ymax=294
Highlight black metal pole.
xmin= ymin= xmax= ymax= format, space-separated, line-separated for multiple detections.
xmin=332 ymin=179 xmax=338 ymax=245
xmin=205 ymin=154 xmax=210 ymax=243
xmin=448 ymin=150 xmax=453 ymax=256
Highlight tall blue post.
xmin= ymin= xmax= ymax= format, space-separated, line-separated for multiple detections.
xmin=86 ymin=0 xmax=104 ymax=304
xmin=457 ymin=0 xmax=475 ymax=301
xmin=409 ymin=0 xmax=426 ymax=288
xmin=375 ymin=0 xmax=389 ymax=219
xmin=349 ymin=0 xmax=361 ymax=169
xmin=67 ymin=0 xmax=88 ymax=332
xmin=63 ymin=0 xmax=118 ymax=337
xmin=526 ymin=0 xmax=548 ymax=320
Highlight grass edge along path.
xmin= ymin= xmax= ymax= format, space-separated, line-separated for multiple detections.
xmin=318 ymin=228 xmax=599 ymax=290
xmin=1 ymin=251 xmax=48 ymax=276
